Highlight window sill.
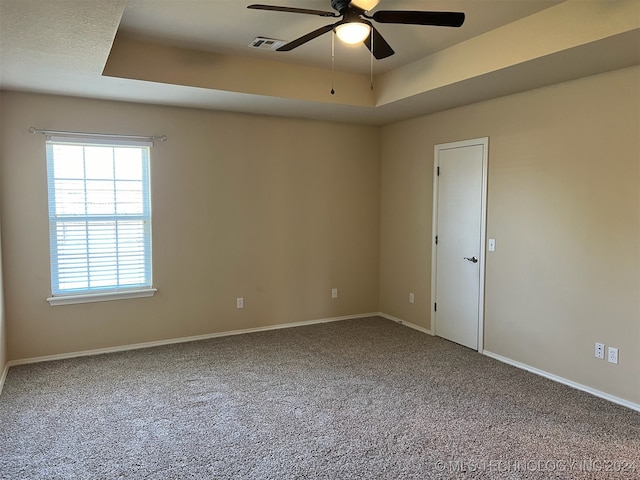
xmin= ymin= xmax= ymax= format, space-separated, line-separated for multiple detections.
xmin=47 ymin=288 xmax=157 ymax=306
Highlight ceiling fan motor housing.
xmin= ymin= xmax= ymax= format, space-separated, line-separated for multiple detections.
xmin=331 ymin=0 xmax=354 ymax=14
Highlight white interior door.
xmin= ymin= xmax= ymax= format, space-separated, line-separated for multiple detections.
xmin=432 ymin=138 xmax=488 ymax=351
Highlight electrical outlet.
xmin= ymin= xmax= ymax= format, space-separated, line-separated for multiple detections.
xmin=331 ymin=288 xmax=338 ymax=299
xmin=409 ymin=292 xmax=415 ymax=304
xmin=595 ymin=342 xmax=605 ymax=359
xmin=236 ymin=297 xmax=244 ymax=309
xmin=607 ymin=347 xmax=618 ymax=364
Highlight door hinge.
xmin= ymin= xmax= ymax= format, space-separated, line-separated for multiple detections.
xmin=435 ymin=235 xmax=438 ymax=245
xmin=437 ymin=166 xmax=440 ymax=176
xmin=434 ymin=302 xmax=437 ymax=312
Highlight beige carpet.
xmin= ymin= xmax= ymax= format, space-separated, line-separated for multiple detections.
xmin=1 ymin=317 xmax=638 ymax=479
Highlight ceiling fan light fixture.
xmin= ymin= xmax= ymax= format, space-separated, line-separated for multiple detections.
xmin=335 ymin=22 xmax=371 ymax=44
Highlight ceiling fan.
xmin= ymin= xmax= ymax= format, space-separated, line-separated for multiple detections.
xmin=247 ymin=0 xmax=465 ymax=60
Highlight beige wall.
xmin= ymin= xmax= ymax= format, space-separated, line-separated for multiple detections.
xmin=0 ymin=111 xmax=6 ymax=383
xmin=1 ymin=67 xmax=638 ymax=406
xmin=0 ymin=210 xmax=6 ymax=383
xmin=0 ymin=92 xmax=381 ymax=360
xmin=380 ymin=66 xmax=640 ymax=405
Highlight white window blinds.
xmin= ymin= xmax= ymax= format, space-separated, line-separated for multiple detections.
xmin=46 ymin=135 xmax=153 ymax=296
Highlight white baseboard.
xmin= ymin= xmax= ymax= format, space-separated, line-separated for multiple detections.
xmin=378 ymin=312 xmax=433 ymax=335
xmin=0 ymin=362 xmax=8 ymax=397
xmin=8 ymin=315 xmax=634 ymax=413
xmin=483 ymin=350 xmax=640 ymax=413
xmin=5 ymin=312 xmax=380 ymax=369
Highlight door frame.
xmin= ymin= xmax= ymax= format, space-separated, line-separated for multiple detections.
xmin=430 ymin=137 xmax=489 ymax=352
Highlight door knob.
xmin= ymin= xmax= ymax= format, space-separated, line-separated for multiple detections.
xmin=464 ymin=256 xmax=478 ymax=263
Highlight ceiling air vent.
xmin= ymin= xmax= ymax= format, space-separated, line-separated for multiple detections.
xmin=249 ymin=37 xmax=286 ymax=50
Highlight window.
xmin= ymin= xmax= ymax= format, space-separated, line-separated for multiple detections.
xmin=45 ymin=135 xmax=155 ymax=305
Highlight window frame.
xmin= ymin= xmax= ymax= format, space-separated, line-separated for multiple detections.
xmin=44 ymin=134 xmax=156 ymax=306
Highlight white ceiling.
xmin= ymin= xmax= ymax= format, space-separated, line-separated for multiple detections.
xmin=1 ymin=0 xmax=639 ymax=125
xmin=118 ymin=0 xmax=561 ymax=75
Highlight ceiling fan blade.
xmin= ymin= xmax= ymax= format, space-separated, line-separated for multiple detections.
xmin=247 ymin=4 xmax=338 ymax=18
xmin=371 ymin=11 xmax=465 ymax=27
xmin=363 ymin=26 xmax=394 ymax=60
xmin=277 ymin=23 xmax=336 ymax=52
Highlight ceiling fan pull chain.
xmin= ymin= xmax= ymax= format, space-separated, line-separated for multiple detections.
xmin=331 ymin=32 xmax=335 ymax=95
xmin=370 ymin=27 xmax=374 ymax=91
